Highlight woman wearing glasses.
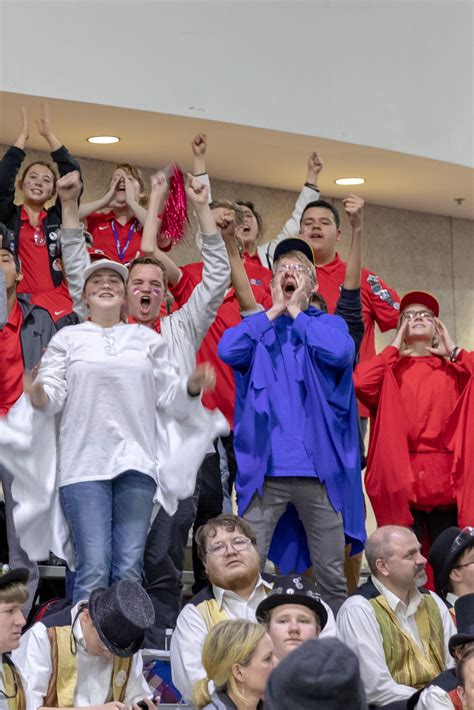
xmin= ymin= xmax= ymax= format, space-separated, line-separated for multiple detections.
xmin=354 ymin=290 xmax=473 ymax=547
xmin=26 ymin=259 xmax=217 ymax=604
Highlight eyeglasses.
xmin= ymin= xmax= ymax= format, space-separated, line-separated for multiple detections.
xmin=401 ymin=310 xmax=434 ymax=320
xmin=206 ymin=536 xmax=252 ymax=556
xmin=274 ymin=262 xmax=315 ymax=280
xmin=454 ymin=560 xmax=474 ymax=570
xmin=449 ymin=527 xmax=474 ymax=560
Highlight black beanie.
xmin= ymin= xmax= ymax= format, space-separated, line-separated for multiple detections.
xmin=265 ymin=637 xmax=367 ymax=710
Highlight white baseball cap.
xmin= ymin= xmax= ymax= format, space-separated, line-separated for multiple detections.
xmin=83 ymin=258 xmax=128 ymax=284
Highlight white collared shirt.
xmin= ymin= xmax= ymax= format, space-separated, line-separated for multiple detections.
xmin=12 ymin=603 xmax=151 ymax=708
xmin=415 ymin=684 xmax=455 ymax=709
xmin=446 ymin=592 xmax=458 ymax=608
xmin=336 ymin=577 xmax=456 ymax=707
xmin=170 ymin=576 xmax=337 ymax=703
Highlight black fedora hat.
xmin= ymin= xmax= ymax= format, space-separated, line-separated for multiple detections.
xmin=273 ymin=238 xmax=315 ymax=265
xmin=0 ymin=565 xmax=29 ymax=591
xmin=89 ymin=580 xmax=155 ymax=658
xmin=429 ymin=527 xmax=474 ymax=597
xmin=449 ymin=593 xmax=474 ymax=655
xmin=256 ymin=575 xmax=328 ymax=630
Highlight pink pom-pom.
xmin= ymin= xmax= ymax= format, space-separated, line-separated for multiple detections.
xmin=159 ymin=164 xmax=189 ymax=245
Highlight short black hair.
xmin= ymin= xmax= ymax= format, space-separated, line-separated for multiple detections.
xmin=301 ymin=199 xmax=340 ymax=229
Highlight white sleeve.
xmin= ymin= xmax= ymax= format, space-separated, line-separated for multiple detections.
xmin=147 ymin=334 xmax=200 ymax=419
xmin=170 ymin=604 xmax=208 ymax=703
xmin=59 ymin=226 xmax=91 ymax=322
xmin=257 ymin=184 xmax=320 ymax=268
xmin=430 ymin=592 xmax=456 ymax=669
xmin=35 ymin=330 xmax=69 ymax=415
xmin=415 ymin=685 xmax=455 ymax=709
xmin=319 ymin=601 xmax=336 ymax=638
xmin=336 ymin=597 xmax=416 ymax=706
xmin=11 ymin=624 xmax=53 ymax=710
xmin=122 ymin=652 xmax=153 ymax=705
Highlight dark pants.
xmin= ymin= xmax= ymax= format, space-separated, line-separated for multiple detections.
xmin=411 ymin=506 xmax=458 ymax=547
xmin=192 ymin=449 xmax=224 ymax=594
xmin=143 ymin=493 xmax=197 ymax=649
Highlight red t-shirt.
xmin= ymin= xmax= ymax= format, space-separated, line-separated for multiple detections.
xmin=87 ymin=211 xmax=143 ymax=264
xmin=242 ymin=255 xmax=272 ymax=291
xmin=316 ymin=253 xmax=400 ymax=417
xmin=0 ymin=301 xmax=24 ymax=415
xmin=17 ymin=208 xmax=73 ymax=321
xmin=171 ymin=261 xmax=272 ymax=427
xmin=17 ymin=208 xmax=54 ymax=294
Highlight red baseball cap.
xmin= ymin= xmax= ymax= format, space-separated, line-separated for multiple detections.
xmin=399 ymin=290 xmax=439 ymax=317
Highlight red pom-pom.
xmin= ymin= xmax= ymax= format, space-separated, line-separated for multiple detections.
xmin=159 ymin=164 xmax=189 ymax=245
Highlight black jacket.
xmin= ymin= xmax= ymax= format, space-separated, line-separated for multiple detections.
xmin=18 ymin=296 xmax=56 ymax=370
xmin=0 ymin=144 xmax=81 ymax=288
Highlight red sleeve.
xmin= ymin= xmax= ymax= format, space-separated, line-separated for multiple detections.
xmin=353 ymin=346 xmax=399 ymax=412
xmin=169 ymin=262 xmax=203 ymax=307
xmin=361 ymin=269 xmax=401 ymax=332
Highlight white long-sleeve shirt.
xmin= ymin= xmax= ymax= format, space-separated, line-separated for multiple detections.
xmin=36 ymin=321 xmax=194 ymax=486
xmin=336 ymin=576 xmax=456 ymax=707
xmin=415 ymin=684 xmax=456 ymax=709
xmin=12 ymin=603 xmax=151 ymax=709
xmin=170 ymin=576 xmax=337 ymax=702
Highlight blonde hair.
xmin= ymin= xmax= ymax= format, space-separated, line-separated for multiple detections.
xmin=193 ymin=620 xmax=267 ymax=708
xmin=0 ymin=582 xmax=28 ymax=606
xmin=273 ymin=250 xmax=317 ymax=283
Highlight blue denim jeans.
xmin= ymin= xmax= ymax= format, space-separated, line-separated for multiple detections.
xmin=60 ymin=470 xmax=156 ymax=603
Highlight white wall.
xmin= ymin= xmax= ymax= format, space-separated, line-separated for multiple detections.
xmin=1 ymin=0 xmax=472 ymax=168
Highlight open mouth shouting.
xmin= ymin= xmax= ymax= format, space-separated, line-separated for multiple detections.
xmin=139 ymin=294 xmax=152 ymax=315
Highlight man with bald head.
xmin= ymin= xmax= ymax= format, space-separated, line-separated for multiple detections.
xmin=337 ymin=525 xmax=456 ymax=708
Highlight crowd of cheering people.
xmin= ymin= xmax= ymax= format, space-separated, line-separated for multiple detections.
xmin=0 ymin=104 xmax=473 ymax=710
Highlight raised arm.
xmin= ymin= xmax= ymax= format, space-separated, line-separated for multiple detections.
xmin=223 ymin=217 xmax=259 ymax=313
xmin=342 ymin=195 xmax=364 ymax=290
xmin=259 ymin=151 xmax=323 ymax=267
xmin=353 ymin=320 xmax=408 ymax=410
xmin=14 ymin=106 xmax=29 ymax=150
xmin=57 ymin=171 xmax=90 ymax=321
xmin=191 ymin=133 xmax=207 ymax=176
xmin=36 ymin=102 xmax=62 ymax=152
xmin=0 ymin=109 xmax=28 ymax=220
xmin=141 ymin=171 xmax=181 ymax=284
xmin=78 ymin=173 xmax=120 ymax=221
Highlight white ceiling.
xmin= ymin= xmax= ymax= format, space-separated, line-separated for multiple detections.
xmin=1 ymin=91 xmax=472 ymax=220
xmin=0 ymin=1 xmax=473 ymax=219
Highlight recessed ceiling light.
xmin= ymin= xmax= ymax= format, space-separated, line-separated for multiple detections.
xmin=87 ymin=136 xmax=120 ymax=144
xmin=335 ymin=177 xmax=365 ymax=186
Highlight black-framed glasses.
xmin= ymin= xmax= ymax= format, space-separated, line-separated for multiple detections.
xmin=450 ymin=527 xmax=474 ymax=559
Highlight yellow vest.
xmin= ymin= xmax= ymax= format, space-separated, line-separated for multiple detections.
xmin=369 ymin=593 xmax=445 ymax=689
xmin=2 ymin=659 xmax=25 ymax=710
xmin=44 ymin=626 xmax=132 ymax=707
xmin=196 ymin=599 xmax=230 ymax=631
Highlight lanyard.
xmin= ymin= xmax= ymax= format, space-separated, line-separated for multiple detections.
xmin=111 ymin=220 xmax=136 ymax=262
